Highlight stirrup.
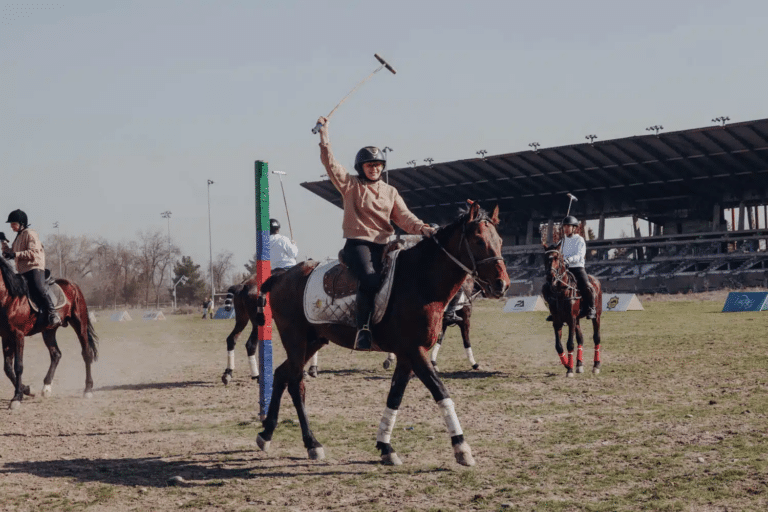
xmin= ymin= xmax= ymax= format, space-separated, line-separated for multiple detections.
xmin=444 ymin=310 xmax=461 ymax=323
xmin=354 ymin=328 xmax=373 ymax=351
xmin=48 ymin=312 xmax=61 ymax=327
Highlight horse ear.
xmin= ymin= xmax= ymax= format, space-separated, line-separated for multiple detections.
xmin=468 ymin=201 xmax=480 ymax=221
xmin=491 ymin=205 xmax=500 ymax=225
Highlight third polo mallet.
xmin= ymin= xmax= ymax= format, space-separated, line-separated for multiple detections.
xmin=312 ymin=53 xmax=397 ymax=134
xmin=271 ymin=171 xmax=294 ymax=240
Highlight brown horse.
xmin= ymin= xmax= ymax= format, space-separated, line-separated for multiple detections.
xmin=0 ymin=257 xmax=98 ymax=409
xmin=541 ymin=242 xmax=602 ymax=377
xmin=382 ymin=276 xmax=482 ymax=372
xmin=250 ymin=202 xmax=509 ymax=466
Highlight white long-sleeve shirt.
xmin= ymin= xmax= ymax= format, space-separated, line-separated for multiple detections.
xmin=561 ymin=234 xmax=586 ymax=268
xmin=270 ymin=234 xmax=298 ymax=269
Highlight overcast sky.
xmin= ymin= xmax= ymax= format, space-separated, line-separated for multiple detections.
xmin=2 ymin=0 xmax=767 ymax=276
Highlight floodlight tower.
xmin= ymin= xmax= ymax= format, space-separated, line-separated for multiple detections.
xmin=161 ymin=211 xmax=172 ymax=289
xmin=207 ymin=180 xmax=215 ymax=300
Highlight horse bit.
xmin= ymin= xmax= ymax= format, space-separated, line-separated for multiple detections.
xmin=544 ymin=248 xmax=580 ymax=297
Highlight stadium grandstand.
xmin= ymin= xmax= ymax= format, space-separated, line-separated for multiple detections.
xmin=302 ymin=118 xmax=768 ymax=295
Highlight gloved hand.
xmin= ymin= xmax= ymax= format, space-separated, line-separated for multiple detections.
xmin=421 ymin=225 xmax=437 ymax=237
xmin=3 ymin=250 xmax=15 ymax=259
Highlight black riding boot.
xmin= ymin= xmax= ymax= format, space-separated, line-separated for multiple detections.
xmin=444 ymin=293 xmax=462 ymax=324
xmin=581 ymin=287 xmax=597 ymax=319
xmin=40 ymin=289 xmax=61 ymax=327
xmin=354 ymin=288 xmax=375 ymax=350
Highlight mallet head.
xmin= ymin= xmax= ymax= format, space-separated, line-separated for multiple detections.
xmin=567 ymin=193 xmax=579 ymax=202
xmin=374 ymin=53 xmax=397 ymax=74
xmin=271 ymin=171 xmax=287 ymax=176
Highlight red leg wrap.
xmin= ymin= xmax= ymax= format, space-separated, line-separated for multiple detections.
xmin=558 ymin=353 xmax=568 ymax=367
xmin=577 ymin=346 xmax=583 ymax=363
xmin=594 ymin=344 xmax=601 ymax=363
xmin=567 ymin=352 xmax=574 ymax=370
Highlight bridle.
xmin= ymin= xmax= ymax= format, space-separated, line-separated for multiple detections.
xmin=544 ymin=248 xmax=578 ymax=295
xmin=432 ymin=222 xmax=504 ymax=289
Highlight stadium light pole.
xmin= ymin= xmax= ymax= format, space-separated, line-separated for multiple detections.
xmin=528 ymin=142 xmax=540 ymax=153
xmin=424 ymin=158 xmax=434 ymax=166
xmin=382 ymin=146 xmax=393 ymax=183
xmin=407 ymin=160 xmax=416 ymax=168
xmin=161 ymin=211 xmax=172 ymax=291
xmin=52 ymin=222 xmax=62 ymax=277
xmin=712 ymin=116 xmax=730 ymax=127
xmin=476 ymin=150 xmax=488 ymax=159
xmin=207 ymin=180 xmax=215 ymax=301
xmin=645 ymin=125 xmax=664 ymax=137
xmin=585 ymin=134 xmax=598 ymax=145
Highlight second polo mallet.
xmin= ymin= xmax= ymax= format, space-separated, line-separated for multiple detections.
xmin=566 ymin=193 xmax=578 ymax=217
xmin=271 ymin=171 xmax=294 ymax=240
xmin=312 ymin=53 xmax=397 ymax=134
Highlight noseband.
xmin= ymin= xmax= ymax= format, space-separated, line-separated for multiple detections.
xmin=432 ymin=224 xmax=504 ymax=287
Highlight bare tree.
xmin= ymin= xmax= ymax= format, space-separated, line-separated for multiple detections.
xmin=210 ymin=251 xmax=234 ymax=292
xmin=137 ymin=229 xmax=169 ymax=306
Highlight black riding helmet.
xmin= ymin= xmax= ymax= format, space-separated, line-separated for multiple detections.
xmin=562 ymin=215 xmax=579 ymax=226
xmin=269 ymin=218 xmax=280 ymax=234
xmin=6 ymin=209 xmax=28 ymax=228
xmin=354 ymin=146 xmax=386 ymax=181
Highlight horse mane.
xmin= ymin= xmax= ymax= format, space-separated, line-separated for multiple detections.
xmin=0 ymin=256 xmax=28 ymax=297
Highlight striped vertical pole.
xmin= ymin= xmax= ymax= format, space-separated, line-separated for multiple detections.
xmin=255 ymin=160 xmax=273 ymax=420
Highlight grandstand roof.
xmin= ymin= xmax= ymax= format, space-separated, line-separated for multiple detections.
xmin=302 ymin=118 xmax=768 ymax=226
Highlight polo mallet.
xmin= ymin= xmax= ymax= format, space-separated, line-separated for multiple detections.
xmin=312 ymin=53 xmax=397 ymax=134
xmin=566 ymin=192 xmax=578 ymax=217
xmin=271 ymin=170 xmax=294 ymax=240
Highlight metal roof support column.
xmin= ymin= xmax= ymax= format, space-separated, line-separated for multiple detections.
xmin=749 ymin=206 xmax=757 ymax=230
xmin=738 ymin=202 xmax=746 ymax=231
xmin=546 ymin=218 xmax=554 ymax=245
xmin=632 ymin=215 xmax=645 ymax=260
xmin=526 ymin=219 xmax=534 ymax=245
xmin=712 ymin=203 xmax=721 ymax=232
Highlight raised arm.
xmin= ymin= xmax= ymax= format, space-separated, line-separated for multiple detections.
xmin=317 ymin=117 xmax=351 ymax=193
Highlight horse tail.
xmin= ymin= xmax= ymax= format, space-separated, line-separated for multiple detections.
xmin=87 ymin=315 xmax=99 ymax=362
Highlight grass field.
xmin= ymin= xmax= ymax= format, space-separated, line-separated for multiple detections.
xmin=0 ymin=296 xmax=767 ymax=511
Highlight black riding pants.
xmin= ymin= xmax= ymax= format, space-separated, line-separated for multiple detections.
xmin=342 ymin=239 xmax=385 ymax=293
xmin=569 ymin=266 xmax=593 ymax=305
xmin=22 ymin=269 xmax=53 ymax=312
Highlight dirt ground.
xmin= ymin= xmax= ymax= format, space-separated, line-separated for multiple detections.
xmin=1 ymin=296 xmax=766 ymax=511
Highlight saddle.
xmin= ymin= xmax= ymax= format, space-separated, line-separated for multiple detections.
xmin=304 ymin=245 xmax=402 ymax=327
xmin=28 ymin=271 xmax=68 ymax=313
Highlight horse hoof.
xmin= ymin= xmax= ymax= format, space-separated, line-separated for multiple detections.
xmin=382 ymin=359 xmax=392 ymax=370
xmin=308 ymin=447 xmax=325 ymax=460
xmin=251 ymin=375 xmax=260 ymax=383
xmin=575 ymin=366 xmax=584 ymax=374
xmin=472 ymin=363 xmax=480 ymax=370
xmin=381 ymin=452 xmax=403 ymax=466
xmin=593 ymin=367 xmax=601 ymax=375
xmin=308 ymin=366 xmax=318 ymax=378
xmin=42 ymin=385 xmax=52 ymax=398
xmin=453 ymin=441 xmax=476 ymax=467
xmin=566 ymin=371 xmax=574 ymax=378
xmin=83 ymin=391 xmax=94 ymax=399
xmin=256 ymin=434 xmax=270 ymax=452
xmin=9 ymin=400 xmax=21 ymax=410
xmin=222 ymin=373 xmax=232 ymax=386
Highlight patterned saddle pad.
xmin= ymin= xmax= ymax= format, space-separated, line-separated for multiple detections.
xmin=304 ymin=250 xmax=401 ymax=326
xmin=28 ymin=283 xmax=67 ymax=313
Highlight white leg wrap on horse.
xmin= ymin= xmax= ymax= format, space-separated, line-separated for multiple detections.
xmin=438 ymin=398 xmax=463 ymax=437
xmin=376 ymin=407 xmax=398 ymax=444
xmin=248 ymin=354 xmax=259 ymax=378
xmin=465 ymin=347 xmax=476 ymax=366
xmin=431 ymin=344 xmax=441 ymax=360
xmin=310 ymin=353 xmax=318 ymax=366
xmin=227 ymin=350 xmax=235 ymax=370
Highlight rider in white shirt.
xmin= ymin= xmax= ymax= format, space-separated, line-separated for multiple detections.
xmin=560 ymin=215 xmax=596 ymax=319
xmin=269 ymin=219 xmax=298 ymax=271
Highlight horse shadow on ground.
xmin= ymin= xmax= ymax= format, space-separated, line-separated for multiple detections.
xmin=314 ymin=369 xmax=389 ymax=381
xmin=0 ymin=451 xmax=429 ymax=487
xmin=96 ymin=381 xmax=213 ymax=392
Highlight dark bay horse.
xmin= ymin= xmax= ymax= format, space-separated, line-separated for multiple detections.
xmin=382 ymin=276 xmax=482 ymax=372
xmin=252 ymin=202 xmax=509 ymax=466
xmin=0 ymin=257 xmax=98 ymax=409
xmin=541 ymin=242 xmax=602 ymax=377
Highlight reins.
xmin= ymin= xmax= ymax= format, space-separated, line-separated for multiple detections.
xmin=544 ymin=249 xmax=580 ymax=297
xmin=432 ymin=224 xmax=504 ymax=288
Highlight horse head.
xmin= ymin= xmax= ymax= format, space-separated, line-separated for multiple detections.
xmin=436 ymin=202 xmax=510 ymax=299
xmin=542 ymin=240 xmax=568 ymax=287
